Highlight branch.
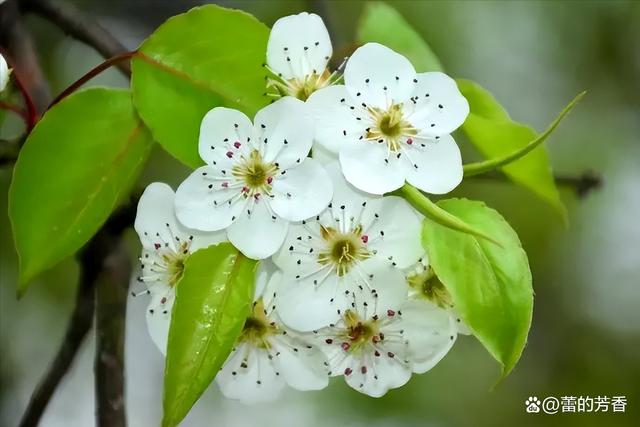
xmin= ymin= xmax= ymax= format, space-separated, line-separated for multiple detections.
xmin=20 ymin=0 xmax=131 ymax=76
xmin=469 ymin=170 xmax=603 ymax=199
xmin=17 ymin=200 xmax=138 ymax=427
xmin=17 ymin=262 xmax=96 ymax=427
xmin=0 ymin=0 xmax=51 ymax=117
xmin=94 ymin=241 xmax=130 ymax=427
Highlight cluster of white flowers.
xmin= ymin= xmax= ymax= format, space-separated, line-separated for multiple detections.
xmin=133 ymin=12 xmax=471 ymax=403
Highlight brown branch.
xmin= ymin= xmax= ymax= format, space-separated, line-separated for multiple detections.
xmin=94 ymin=240 xmax=130 ymax=427
xmin=17 ymin=200 xmax=137 ymax=427
xmin=0 ymin=0 xmax=51 ymax=118
xmin=20 ymin=0 xmax=131 ymax=76
xmin=469 ymin=170 xmax=603 ymax=199
xmin=17 ymin=263 xmax=96 ymax=427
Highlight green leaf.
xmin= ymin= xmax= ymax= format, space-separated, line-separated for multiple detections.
xmin=422 ymin=198 xmax=533 ymax=377
xmin=131 ymin=5 xmax=269 ymax=168
xmin=356 ymin=1 xmax=443 ymax=72
xmin=457 ymin=79 xmax=567 ymax=220
xmin=163 ymin=243 xmax=256 ymax=427
xmin=463 ymin=91 xmax=585 ymax=176
xmin=397 ymin=184 xmax=502 ymax=247
xmin=9 ymin=88 xmax=152 ymax=292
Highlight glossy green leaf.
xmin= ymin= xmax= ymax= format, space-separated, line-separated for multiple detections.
xmin=422 ymin=198 xmax=533 ymax=377
xmin=163 ymin=243 xmax=256 ymax=427
xmin=131 ymin=5 xmax=269 ymax=168
xmin=357 ymin=1 xmax=443 ymax=72
xmin=9 ymin=88 xmax=152 ymax=292
xmin=398 ymin=184 xmax=501 ymax=246
xmin=457 ymin=79 xmax=567 ymax=220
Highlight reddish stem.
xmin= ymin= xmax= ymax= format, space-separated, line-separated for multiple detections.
xmin=48 ymin=51 xmax=136 ymax=109
xmin=8 ymin=69 xmax=39 ymax=130
xmin=0 ymin=100 xmax=29 ymax=122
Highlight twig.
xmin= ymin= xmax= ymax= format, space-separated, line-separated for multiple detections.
xmin=94 ymin=240 xmax=130 ymax=427
xmin=49 ymin=51 xmax=136 ymax=108
xmin=20 ymin=0 xmax=131 ymax=76
xmin=0 ymin=0 xmax=51 ymax=120
xmin=469 ymin=170 xmax=603 ymax=199
xmin=0 ymin=100 xmax=29 ymax=122
xmin=17 ymin=200 xmax=138 ymax=427
xmin=17 ymin=263 xmax=96 ymax=427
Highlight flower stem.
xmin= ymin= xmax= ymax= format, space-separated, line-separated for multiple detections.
xmin=462 ymin=91 xmax=586 ymax=177
xmin=397 ymin=184 xmax=502 ymax=246
xmin=0 ymin=100 xmax=28 ymax=122
xmin=48 ymin=51 xmax=136 ymax=108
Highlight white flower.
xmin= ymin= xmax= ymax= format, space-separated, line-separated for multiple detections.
xmin=265 ymin=12 xmax=340 ymax=101
xmin=0 ymin=53 xmax=10 ymax=92
xmin=132 ymin=182 xmax=225 ymax=354
xmin=174 ymin=97 xmax=333 ymax=260
xmin=406 ymin=256 xmax=472 ymax=335
xmin=308 ymin=42 xmax=469 ymax=195
xmin=313 ymin=294 xmax=458 ymax=397
xmin=272 ymin=162 xmax=423 ymax=331
xmin=216 ymin=262 xmax=329 ymax=404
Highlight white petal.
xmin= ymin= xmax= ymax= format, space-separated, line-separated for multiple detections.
xmin=270 ymin=158 xmax=333 ymax=221
xmin=135 ymin=183 xmax=182 ymax=250
xmin=252 ymin=97 xmax=314 ymax=169
xmin=364 ymin=196 xmax=423 ymax=269
xmin=339 ymin=141 xmax=405 ymax=194
xmin=145 ymin=287 xmax=174 ymax=355
xmin=216 ymin=345 xmax=285 ymax=404
xmin=135 ymin=182 xmax=225 ymax=251
xmin=344 ymin=43 xmax=416 ymax=109
xmin=198 ymin=107 xmax=253 ymax=167
xmin=275 ymin=269 xmax=345 ymax=331
xmin=321 ymin=162 xmax=382 ymax=221
xmin=452 ymin=310 xmax=473 ymax=335
xmin=174 ymin=166 xmax=246 ymax=231
xmin=398 ymin=300 xmax=457 ymax=374
xmin=0 ymin=54 xmax=9 ymax=92
xmin=407 ymin=72 xmax=469 ymax=136
xmin=400 ymin=134 xmax=463 ymax=194
xmin=272 ymin=335 xmax=329 ymax=391
xmin=345 ymin=257 xmax=408 ymax=317
xmin=226 ymin=199 xmax=288 ymax=259
xmin=344 ymin=353 xmax=412 ymax=398
xmin=255 ymin=259 xmax=282 ymax=304
xmin=311 ymin=143 xmax=338 ymax=165
xmin=307 ymin=85 xmax=364 ymax=153
xmin=267 ymin=12 xmax=332 ymax=80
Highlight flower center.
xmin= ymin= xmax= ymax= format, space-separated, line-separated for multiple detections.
xmin=366 ymin=104 xmax=417 ymax=152
xmin=407 ymin=266 xmax=453 ymax=309
xmin=232 ymin=150 xmax=278 ymax=196
xmin=340 ymin=310 xmax=381 ymax=353
xmin=267 ymin=68 xmax=336 ymax=101
xmin=158 ymin=241 xmax=191 ymax=287
xmin=238 ymin=299 xmax=278 ymax=349
xmin=317 ymin=225 xmax=370 ymax=276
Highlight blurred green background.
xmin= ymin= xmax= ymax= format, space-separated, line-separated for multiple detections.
xmin=1 ymin=0 xmax=639 ymax=426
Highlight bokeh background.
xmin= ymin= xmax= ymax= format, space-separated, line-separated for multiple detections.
xmin=1 ymin=0 xmax=639 ymax=426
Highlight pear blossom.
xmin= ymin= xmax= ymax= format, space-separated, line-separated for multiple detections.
xmin=174 ymin=97 xmax=333 ymax=260
xmin=308 ymin=42 xmax=469 ymax=195
xmin=132 ymin=182 xmax=225 ymax=353
xmin=265 ymin=12 xmax=341 ymax=101
xmin=272 ymin=162 xmax=423 ymax=331
xmin=312 ymin=293 xmax=458 ymax=397
xmin=216 ymin=261 xmax=329 ymax=404
xmin=0 ymin=53 xmax=10 ymax=92
xmin=406 ymin=256 xmax=472 ymax=335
